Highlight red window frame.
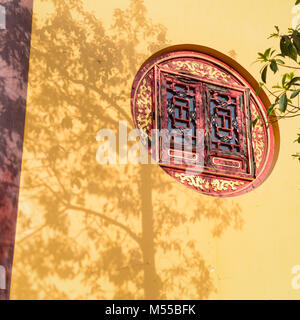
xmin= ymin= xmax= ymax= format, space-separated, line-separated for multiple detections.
xmin=154 ymin=66 xmax=256 ymax=181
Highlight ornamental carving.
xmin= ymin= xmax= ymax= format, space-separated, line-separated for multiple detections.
xmin=174 ymin=173 xmax=210 ymax=191
xmin=171 ymin=60 xmax=233 ymax=83
xmin=174 ymin=173 xmax=244 ymax=192
xmin=135 ymin=78 xmax=152 ymax=142
xmin=250 ymin=102 xmax=265 ymax=169
xmin=131 ymin=49 xmax=278 ymax=197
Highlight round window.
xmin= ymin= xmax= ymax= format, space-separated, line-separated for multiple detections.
xmin=131 ymin=47 xmax=279 ymax=197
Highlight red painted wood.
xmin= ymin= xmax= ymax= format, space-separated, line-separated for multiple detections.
xmin=0 ymin=0 xmax=33 ymax=299
xmin=131 ymin=50 xmax=276 ymax=197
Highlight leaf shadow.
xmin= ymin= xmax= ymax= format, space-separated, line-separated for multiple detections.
xmin=10 ymin=0 xmax=244 ymax=300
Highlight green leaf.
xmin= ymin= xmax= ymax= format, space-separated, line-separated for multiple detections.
xmin=292 ymin=153 xmax=300 ymax=162
xmin=258 ymin=48 xmax=272 ymax=61
xmin=288 ymin=72 xmax=295 ymax=79
xmin=290 ymin=43 xmax=298 ymax=61
xmin=269 ymin=26 xmax=280 ymax=39
xmin=279 ymin=36 xmax=298 ymax=61
xmin=280 ymin=36 xmax=291 ymax=56
xmin=296 ymin=0 xmax=300 ymax=5
xmin=279 ymin=93 xmax=288 ymax=112
xmin=287 ymin=76 xmax=300 ymax=88
xmin=282 ymin=73 xmax=287 ymax=87
xmin=292 ymin=30 xmax=300 ymax=54
xmin=291 ymin=89 xmax=300 ymax=98
xmin=275 ymin=59 xmax=285 ymax=64
xmin=255 ymin=86 xmax=261 ymax=95
xmin=261 ymin=65 xmax=268 ymax=83
xmin=258 ymin=52 xmax=265 ymax=59
xmin=270 ymin=60 xmax=278 ymax=73
xmin=269 ymin=33 xmax=279 ymax=39
xmin=264 ymin=47 xmax=272 ymax=58
xmin=255 ymin=82 xmax=264 ymax=95
xmin=272 ymin=84 xmax=282 ymax=89
xmin=267 ymin=104 xmax=276 ymax=116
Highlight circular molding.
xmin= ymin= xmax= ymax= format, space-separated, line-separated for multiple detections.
xmin=131 ymin=45 xmax=280 ymax=197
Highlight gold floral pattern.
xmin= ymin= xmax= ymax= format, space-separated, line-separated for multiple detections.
xmin=210 ymin=179 xmax=244 ymax=191
xmin=174 ymin=173 xmax=210 ymax=190
xmin=250 ymin=103 xmax=265 ymax=169
xmin=174 ymin=173 xmax=244 ymax=192
xmin=136 ymin=78 xmax=152 ymax=141
xmin=170 ymin=60 xmax=233 ymax=83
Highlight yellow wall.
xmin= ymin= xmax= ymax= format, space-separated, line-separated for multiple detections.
xmin=10 ymin=0 xmax=300 ymax=299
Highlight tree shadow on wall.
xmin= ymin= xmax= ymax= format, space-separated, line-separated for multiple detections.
xmin=11 ymin=0 xmax=244 ymax=300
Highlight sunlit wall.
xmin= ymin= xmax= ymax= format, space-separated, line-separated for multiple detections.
xmin=10 ymin=0 xmax=300 ymax=299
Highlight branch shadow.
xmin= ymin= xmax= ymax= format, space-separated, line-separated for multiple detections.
xmin=10 ymin=0 xmax=244 ymax=300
